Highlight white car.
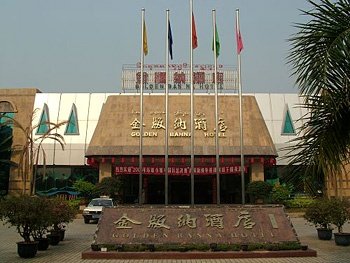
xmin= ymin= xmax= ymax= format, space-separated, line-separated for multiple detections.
xmin=82 ymin=197 xmax=114 ymax=224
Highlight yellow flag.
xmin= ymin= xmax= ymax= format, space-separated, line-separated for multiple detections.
xmin=143 ymin=20 xmax=148 ymax=56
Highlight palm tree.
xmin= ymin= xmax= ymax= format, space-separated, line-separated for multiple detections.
xmin=285 ymin=0 xmax=350 ymax=197
xmin=2 ymin=110 xmax=66 ymax=195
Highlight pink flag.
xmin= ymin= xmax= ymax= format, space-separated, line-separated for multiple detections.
xmin=235 ymin=22 xmax=243 ymax=54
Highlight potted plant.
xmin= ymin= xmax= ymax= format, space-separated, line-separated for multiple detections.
xmin=304 ymin=198 xmax=333 ymax=240
xmin=246 ymin=181 xmax=272 ymax=204
xmin=0 ymin=195 xmax=42 ymax=258
xmin=48 ymin=197 xmax=77 ymax=245
xmin=329 ymin=198 xmax=350 ymax=246
xmin=31 ymin=197 xmax=53 ymax=250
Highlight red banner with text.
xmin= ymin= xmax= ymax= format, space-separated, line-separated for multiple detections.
xmin=115 ymin=166 xmax=248 ymax=176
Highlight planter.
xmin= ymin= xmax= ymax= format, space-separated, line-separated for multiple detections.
xmin=59 ymin=229 xmax=65 ymax=241
xmin=334 ymin=232 xmax=350 ymax=246
xmin=17 ymin=241 xmax=38 ymax=258
xmin=241 ymin=244 xmax=248 ymax=251
xmin=35 ymin=238 xmax=50 ymax=251
xmin=255 ymin=198 xmax=264 ymax=204
xmin=317 ymin=228 xmax=333 ymax=240
xmin=47 ymin=234 xmax=61 ymax=246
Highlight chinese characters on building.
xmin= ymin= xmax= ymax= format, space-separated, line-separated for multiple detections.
xmin=113 ymin=211 xmax=257 ymax=231
xmin=129 ymin=111 xmax=228 ymax=138
xmin=122 ymin=64 xmax=235 ymax=91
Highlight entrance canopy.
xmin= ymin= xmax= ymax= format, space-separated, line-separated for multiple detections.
xmin=86 ymin=94 xmax=277 ymax=158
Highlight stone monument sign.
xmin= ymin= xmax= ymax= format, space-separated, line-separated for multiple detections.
xmin=92 ymin=205 xmax=298 ymax=248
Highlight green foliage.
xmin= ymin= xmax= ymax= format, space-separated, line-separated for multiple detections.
xmin=286 ymin=0 xmax=350 ymax=197
xmin=31 ymin=197 xmax=53 ymax=239
xmin=271 ymin=184 xmax=291 ymax=204
xmin=94 ymin=175 xmax=123 ymax=202
xmin=246 ymin=181 xmax=272 ymax=202
xmin=304 ymin=198 xmax=333 ymax=229
xmin=282 ymin=168 xmax=324 ymax=197
xmin=329 ymin=198 xmax=350 ymax=233
xmin=49 ymin=197 xmax=77 ymax=231
xmin=0 ymin=195 xmax=79 ymax=242
xmin=284 ymin=196 xmax=315 ymax=209
xmin=0 ymin=195 xmax=47 ymax=242
xmin=214 ymin=243 xmax=240 ymax=251
xmin=67 ymin=198 xmax=81 ymax=211
xmin=97 ymin=242 xmax=302 ymax=252
xmin=265 ymin=242 xmax=301 ymax=251
xmin=73 ymin=179 xmax=96 ymax=199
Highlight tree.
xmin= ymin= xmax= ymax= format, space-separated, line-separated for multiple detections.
xmin=0 ymin=195 xmax=45 ymax=242
xmin=285 ymin=0 xmax=350 ymax=197
xmin=2 ymin=110 xmax=66 ymax=195
xmin=73 ymin=179 xmax=96 ymax=200
xmin=95 ymin=175 xmax=123 ymax=203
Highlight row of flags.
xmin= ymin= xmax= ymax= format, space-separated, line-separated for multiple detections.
xmin=137 ymin=6 xmax=246 ymax=205
xmin=142 ymin=12 xmax=244 ymax=59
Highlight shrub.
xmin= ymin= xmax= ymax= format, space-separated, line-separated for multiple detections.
xmin=73 ymin=179 xmax=96 ymax=200
xmin=0 ymin=195 xmax=47 ymax=242
xmin=31 ymin=197 xmax=53 ymax=240
xmin=246 ymin=181 xmax=272 ymax=203
xmin=329 ymin=198 xmax=350 ymax=233
xmin=95 ymin=175 xmax=123 ymax=202
xmin=67 ymin=198 xmax=81 ymax=211
xmin=271 ymin=184 xmax=291 ymax=204
xmin=304 ymin=198 xmax=333 ymax=229
xmin=49 ymin=197 xmax=77 ymax=232
xmin=284 ymin=196 xmax=314 ymax=209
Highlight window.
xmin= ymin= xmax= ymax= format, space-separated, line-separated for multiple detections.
xmin=0 ymin=100 xmax=16 ymax=126
xmin=281 ymin=105 xmax=295 ymax=135
xmin=0 ymin=112 xmax=15 ymax=125
xmin=65 ymin=104 xmax=79 ymax=135
xmin=36 ymin=104 xmax=50 ymax=134
xmin=0 ymin=101 xmax=16 ymax=113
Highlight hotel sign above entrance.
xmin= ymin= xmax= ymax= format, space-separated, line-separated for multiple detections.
xmin=121 ymin=63 xmax=238 ymax=92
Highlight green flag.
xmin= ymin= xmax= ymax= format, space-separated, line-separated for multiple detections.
xmin=212 ymin=24 xmax=220 ymax=57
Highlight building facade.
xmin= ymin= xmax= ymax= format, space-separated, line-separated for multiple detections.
xmin=2 ymin=88 xmax=346 ymax=202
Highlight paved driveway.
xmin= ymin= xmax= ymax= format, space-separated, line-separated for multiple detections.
xmin=1 ymin=216 xmax=349 ymax=263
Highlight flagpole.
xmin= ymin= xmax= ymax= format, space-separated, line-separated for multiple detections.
xmin=212 ymin=10 xmax=220 ymax=205
xmin=190 ymin=0 xmax=195 ymax=206
xmin=139 ymin=8 xmax=145 ymax=205
xmin=165 ymin=9 xmax=170 ymax=206
xmin=236 ymin=8 xmax=245 ymax=205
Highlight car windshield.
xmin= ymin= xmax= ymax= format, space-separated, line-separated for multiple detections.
xmin=88 ymin=199 xmax=113 ymax=207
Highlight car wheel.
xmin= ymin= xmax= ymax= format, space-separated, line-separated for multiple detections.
xmin=84 ymin=218 xmax=90 ymax=224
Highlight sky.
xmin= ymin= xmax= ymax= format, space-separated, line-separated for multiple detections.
xmin=0 ymin=0 xmax=312 ymax=94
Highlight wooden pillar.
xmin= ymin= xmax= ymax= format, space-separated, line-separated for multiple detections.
xmin=99 ymin=162 xmax=112 ymax=182
xmin=251 ymin=163 xmax=264 ymax=182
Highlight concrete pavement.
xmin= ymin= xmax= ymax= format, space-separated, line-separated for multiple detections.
xmin=0 ymin=216 xmax=349 ymax=263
